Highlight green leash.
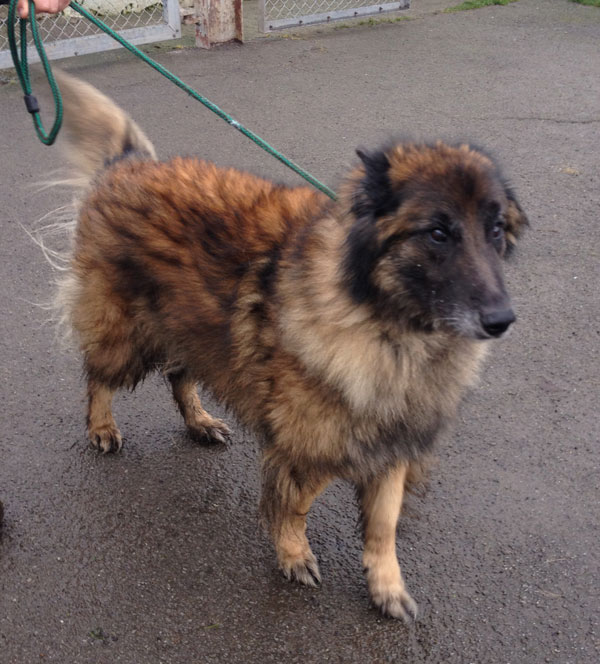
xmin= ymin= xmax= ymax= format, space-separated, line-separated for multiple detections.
xmin=7 ymin=0 xmax=337 ymax=200
xmin=7 ymin=0 xmax=63 ymax=145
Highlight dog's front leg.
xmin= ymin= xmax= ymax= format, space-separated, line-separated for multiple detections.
xmin=261 ymin=459 xmax=329 ymax=588
xmin=359 ymin=462 xmax=417 ymax=621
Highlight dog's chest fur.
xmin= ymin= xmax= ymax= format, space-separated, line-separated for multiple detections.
xmin=232 ymin=216 xmax=488 ymax=479
xmin=279 ymin=298 xmax=487 ymax=474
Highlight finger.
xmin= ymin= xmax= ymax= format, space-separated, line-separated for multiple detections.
xmin=17 ymin=0 xmax=30 ymax=19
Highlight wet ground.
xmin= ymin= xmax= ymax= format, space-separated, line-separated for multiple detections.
xmin=1 ymin=0 xmax=599 ymax=662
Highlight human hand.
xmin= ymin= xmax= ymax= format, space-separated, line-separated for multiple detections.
xmin=17 ymin=0 xmax=72 ymax=19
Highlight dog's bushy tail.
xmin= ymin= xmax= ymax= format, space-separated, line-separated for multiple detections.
xmin=55 ymin=70 xmax=156 ymax=186
xmin=33 ymin=73 xmax=156 ymax=345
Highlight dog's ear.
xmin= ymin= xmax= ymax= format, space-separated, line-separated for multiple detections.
xmin=503 ymin=184 xmax=529 ymax=255
xmin=353 ymin=148 xmax=402 ymax=220
xmin=355 ymin=148 xmax=372 ymax=166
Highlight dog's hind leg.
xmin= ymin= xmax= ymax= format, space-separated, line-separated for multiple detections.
xmin=168 ymin=371 xmax=231 ymax=444
xmin=358 ymin=461 xmax=418 ymax=622
xmin=87 ymin=379 xmax=122 ymax=454
xmin=261 ymin=459 xmax=330 ymax=587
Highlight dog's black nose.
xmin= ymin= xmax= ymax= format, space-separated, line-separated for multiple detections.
xmin=480 ymin=309 xmax=515 ymax=337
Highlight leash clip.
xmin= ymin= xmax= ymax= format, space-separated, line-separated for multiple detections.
xmin=24 ymin=93 xmax=40 ymax=114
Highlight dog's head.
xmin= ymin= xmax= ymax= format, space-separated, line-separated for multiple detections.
xmin=342 ymin=141 xmax=528 ymax=339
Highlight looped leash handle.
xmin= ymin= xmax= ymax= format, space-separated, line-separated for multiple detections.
xmin=7 ymin=0 xmax=63 ymax=145
xmin=5 ymin=0 xmax=336 ymax=199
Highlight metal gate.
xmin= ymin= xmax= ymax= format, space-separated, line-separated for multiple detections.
xmin=0 ymin=0 xmax=181 ymax=70
xmin=259 ymin=0 xmax=409 ymax=32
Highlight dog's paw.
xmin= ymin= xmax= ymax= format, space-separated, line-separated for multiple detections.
xmin=280 ymin=551 xmax=321 ymax=588
xmin=188 ymin=420 xmax=231 ymax=445
xmin=370 ymin=584 xmax=418 ymax=622
xmin=89 ymin=425 xmax=123 ymax=454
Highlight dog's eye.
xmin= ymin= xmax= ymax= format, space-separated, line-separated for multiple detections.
xmin=429 ymin=228 xmax=449 ymax=244
xmin=491 ymin=221 xmax=505 ymax=241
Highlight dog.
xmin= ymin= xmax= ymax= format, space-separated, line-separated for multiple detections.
xmin=49 ymin=71 xmax=528 ymax=621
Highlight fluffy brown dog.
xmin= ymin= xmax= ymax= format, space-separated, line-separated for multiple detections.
xmin=52 ymin=72 xmax=528 ymax=620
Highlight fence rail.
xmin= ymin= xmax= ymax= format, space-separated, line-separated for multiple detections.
xmin=259 ymin=0 xmax=409 ymax=32
xmin=0 ymin=0 xmax=181 ymax=69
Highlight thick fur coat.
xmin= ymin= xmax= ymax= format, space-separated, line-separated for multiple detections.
xmin=51 ymin=71 xmax=528 ymax=620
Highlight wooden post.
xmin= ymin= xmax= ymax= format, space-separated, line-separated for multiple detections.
xmin=194 ymin=0 xmax=243 ymax=49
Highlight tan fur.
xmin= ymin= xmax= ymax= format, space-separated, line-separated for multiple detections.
xmin=49 ymin=74 xmax=527 ymax=620
xmin=55 ymin=71 xmax=156 ymax=181
xmin=361 ymin=463 xmax=416 ymax=619
xmin=275 ymin=476 xmax=330 ymax=587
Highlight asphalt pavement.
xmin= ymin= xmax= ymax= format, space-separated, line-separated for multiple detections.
xmin=1 ymin=0 xmax=599 ymax=662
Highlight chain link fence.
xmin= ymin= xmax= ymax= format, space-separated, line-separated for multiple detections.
xmin=0 ymin=0 xmax=181 ymax=69
xmin=259 ymin=0 xmax=409 ymax=32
